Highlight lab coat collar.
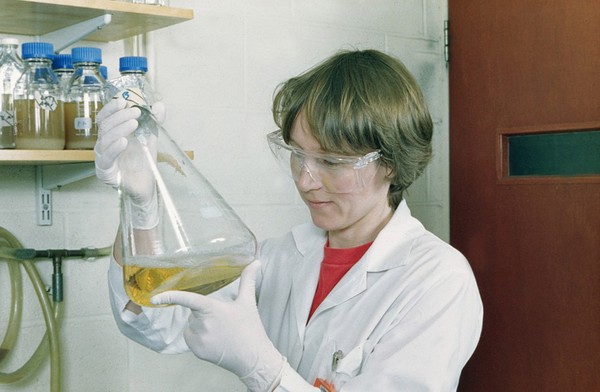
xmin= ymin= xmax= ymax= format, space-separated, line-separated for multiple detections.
xmin=289 ymin=200 xmax=426 ymax=323
xmin=364 ymin=199 xmax=425 ymax=272
xmin=290 ymin=200 xmax=425 ymax=272
xmin=289 ymin=226 xmax=325 ymax=343
xmin=291 ymin=222 xmax=327 ymax=256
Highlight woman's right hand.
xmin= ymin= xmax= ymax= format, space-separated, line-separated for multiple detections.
xmin=95 ymin=97 xmax=160 ymax=229
xmin=94 ymin=97 xmax=141 ymax=189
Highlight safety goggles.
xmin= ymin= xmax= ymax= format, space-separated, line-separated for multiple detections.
xmin=267 ymin=130 xmax=381 ymax=194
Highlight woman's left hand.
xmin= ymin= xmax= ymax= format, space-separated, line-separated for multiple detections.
xmin=151 ymin=260 xmax=284 ymax=392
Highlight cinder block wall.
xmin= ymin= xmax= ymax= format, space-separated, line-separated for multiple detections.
xmin=0 ymin=1 xmax=448 ymax=390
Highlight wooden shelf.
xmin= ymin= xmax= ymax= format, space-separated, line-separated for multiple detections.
xmin=0 ymin=0 xmax=194 ymax=42
xmin=0 ymin=149 xmax=94 ymax=165
xmin=0 ymin=149 xmax=193 ymax=165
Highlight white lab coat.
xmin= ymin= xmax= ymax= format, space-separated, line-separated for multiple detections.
xmin=108 ymin=201 xmax=483 ymax=391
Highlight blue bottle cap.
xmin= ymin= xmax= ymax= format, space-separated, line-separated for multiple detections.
xmin=72 ymin=47 xmax=102 ymax=64
xmin=22 ymin=42 xmax=54 ymax=60
xmin=52 ymin=53 xmax=73 ymax=70
xmin=119 ymin=56 xmax=148 ymax=72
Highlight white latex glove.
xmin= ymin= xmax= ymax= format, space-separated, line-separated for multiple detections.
xmin=95 ymin=97 xmax=162 ymax=229
xmin=95 ymin=97 xmax=167 ymax=187
xmin=151 ymin=260 xmax=285 ymax=392
xmin=95 ymin=97 xmax=140 ymax=189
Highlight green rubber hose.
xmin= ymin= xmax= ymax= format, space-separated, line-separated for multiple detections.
xmin=0 ymin=227 xmax=62 ymax=392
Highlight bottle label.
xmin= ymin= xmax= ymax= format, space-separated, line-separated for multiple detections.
xmin=115 ymin=88 xmax=147 ymax=108
xmin=74 ymin=117 xmax=92 ymax=130
xmin=0 ymin=110 xmax=14 ymax=127
xmin=34 ymin=91 xmax=58 ymax=111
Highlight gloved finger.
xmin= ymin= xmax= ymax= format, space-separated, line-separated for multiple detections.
xmin=151 ymin=101 xmax=166 ymax=124
xmin=150 ymin=290 xmax=215 ymax=313
xmin=94 ymin=136 xmax=128 ymax=171
xmin=236 ymin=260 xmax=261 ymax=306
xmin=94 ymin=121 xmax=136 ymax=172
xmin=96 ymin=97 xmax=128 ymax=122
xmin=98 ymin=107 xmax=140 ymax=139
xmin=96 ymin=117 xmax=138 ymax=153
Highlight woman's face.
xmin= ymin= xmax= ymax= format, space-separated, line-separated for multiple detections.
xmin=289 ymin=116 xmax=393 ymax=248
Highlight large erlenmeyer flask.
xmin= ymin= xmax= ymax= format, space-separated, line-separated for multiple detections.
xmin=112 ymin=88 xmax=257 ymax=307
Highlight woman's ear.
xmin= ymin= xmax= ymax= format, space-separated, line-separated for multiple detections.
xmin=385 ymin=165 xmax=394 ymax=179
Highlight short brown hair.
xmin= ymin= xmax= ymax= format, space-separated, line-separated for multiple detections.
xmin=272 ymin=49 xmax=433 ymax=209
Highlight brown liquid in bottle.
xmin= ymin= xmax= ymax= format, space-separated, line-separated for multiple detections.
xmin=14 ymin=97 xmax=64 ymax=150
xmin=0 ymin=93 xmax=16 ymax=148
xmin=64 ymin=100 xmax=103 ymax=149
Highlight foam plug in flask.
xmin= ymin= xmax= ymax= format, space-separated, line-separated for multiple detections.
xmin=107 ymin=66 xmax=257 ymax=307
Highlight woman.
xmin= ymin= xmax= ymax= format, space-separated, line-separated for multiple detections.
xmin=95 ymin=49 xmax=482 ymax=392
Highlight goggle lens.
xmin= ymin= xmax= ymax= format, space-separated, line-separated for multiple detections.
xmin=267 ymin=130 xmax=381 ymax=194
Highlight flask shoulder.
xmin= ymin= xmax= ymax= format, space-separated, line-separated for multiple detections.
xmin=12 ymin=68 xmax=62 ymax=99
xmin=109 ymin=71 xmax=160 ymax=106
xmin=110 ymin=74 xmax=146 ymax=90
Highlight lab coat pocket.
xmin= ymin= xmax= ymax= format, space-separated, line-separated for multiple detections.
xmin=332 ymin=343 xmax=364 ymax=387
xmin=335 ymin=343 xmax=363 ymax=376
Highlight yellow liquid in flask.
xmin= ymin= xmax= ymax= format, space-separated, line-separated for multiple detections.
xmin=124 ymin=257 xmax=247 ymax=307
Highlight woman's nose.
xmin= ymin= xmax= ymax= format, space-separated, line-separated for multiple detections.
xmin=295 ymin=164 xmax=322 ymax=191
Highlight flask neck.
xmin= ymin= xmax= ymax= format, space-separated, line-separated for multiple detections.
xmin=54 ymin=69 xmax=74 ymax=75
xmin=109 ymin=73 xmax=156 ymax=106
xmin=74 ymin=61 xmax=101 ymax=69
xmin=25 ymin=57 xmax=53 ymax=68
xmin=0 ymin=44 xmax=18 ymax=53
xmin=5 ymin=50 xmax=23 ymax=63
xmin=19 ymin=58 xmax=60 ymax=90
xmin=120 ymin=70 xmax=146 ymax=76
xmin=72 ymin=62 xmax=104 ymax=80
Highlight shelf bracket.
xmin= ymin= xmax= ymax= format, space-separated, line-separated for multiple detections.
xmin=40 ymin=163 xmax=96 ymax=190
xmin=40 ymin=13 xmax=113 ymax=53
xmin=36 ymin=166 xmax=52 ymax=226
xmin=35 ymin=163 xmax=96 ymax=226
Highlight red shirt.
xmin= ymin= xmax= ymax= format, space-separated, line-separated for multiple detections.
xmin=308 ymin=241 xmax=373 ymax=321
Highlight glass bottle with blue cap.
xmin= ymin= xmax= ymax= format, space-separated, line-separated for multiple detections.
xmin=65 ymin=46 xmax=108 ymax=150
xmin=13 ymin=41 xmax=64 ymax=150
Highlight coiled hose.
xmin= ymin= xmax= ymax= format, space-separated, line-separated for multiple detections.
xmin=0 ymin=226 xmax=111 ymax=392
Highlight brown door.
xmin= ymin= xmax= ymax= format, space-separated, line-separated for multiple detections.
xmin=449 ymin=1 xmax=600 ymax=391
